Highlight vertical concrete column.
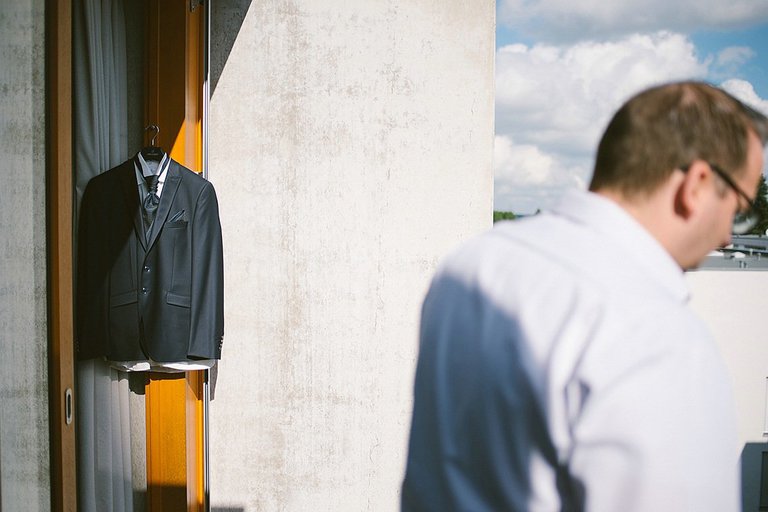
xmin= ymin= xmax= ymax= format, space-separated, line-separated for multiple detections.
xmin=208 ymin=1 xmax=494 ymax=509
xmin=0 ymin=0 xmax=51 ymax=510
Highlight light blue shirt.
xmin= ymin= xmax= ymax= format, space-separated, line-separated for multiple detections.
xmin=402 ymin=190 xmax=738 ymax=511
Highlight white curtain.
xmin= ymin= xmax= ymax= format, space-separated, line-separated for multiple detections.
xmin=73 ymin=0 xmax=128 ymax=209
xmin=73 ymin=1 xmax=134 ymax=511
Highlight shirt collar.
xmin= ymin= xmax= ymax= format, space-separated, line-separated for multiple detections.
xmin=551 ymin=189 xmax=690 ymax=303
xmin=135 ymin=151 xmax=170 ymax=182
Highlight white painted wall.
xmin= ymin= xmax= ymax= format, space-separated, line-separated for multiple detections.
xmin=208 ymin=1 xmax=495 ymax=510
xmin=688 ymin=271 xmax=768 ymax=445
xmin=688 ymin=270 xmax=768 ymax=509
xmin=0 ymin=0 xmax=51 ymax=510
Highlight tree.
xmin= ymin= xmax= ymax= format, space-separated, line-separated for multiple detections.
xmin=493 ymin=210 xmax=516 ymax=223
xmin=748 ymin=173 xmax=768 ymax=236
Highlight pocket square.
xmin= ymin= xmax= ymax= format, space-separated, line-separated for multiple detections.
xmin=168 ymin=209 xmax=185 ymax=222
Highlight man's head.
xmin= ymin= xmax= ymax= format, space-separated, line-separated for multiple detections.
xmin=589 ymin=81 xmax=768 ymax=269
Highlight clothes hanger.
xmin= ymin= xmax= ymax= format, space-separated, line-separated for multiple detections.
xmin=140 ymin=124 xmax=165 ymax=161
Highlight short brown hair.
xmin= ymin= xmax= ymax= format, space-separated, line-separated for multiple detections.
xmin=589 ymin=81 xmax=768 ymax=196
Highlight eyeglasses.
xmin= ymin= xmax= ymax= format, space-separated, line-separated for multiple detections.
xmin=681 ymin=162 xmax=759 ymax=235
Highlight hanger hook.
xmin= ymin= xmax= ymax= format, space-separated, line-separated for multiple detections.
xmin=145 ymin=124 xmax=160 ymax=146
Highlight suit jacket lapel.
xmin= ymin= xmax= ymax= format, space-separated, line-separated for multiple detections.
xmin=121 ymin=157 xmax=147 ymax=251
xmin=146 ymin=160 xmax=182 ymax=251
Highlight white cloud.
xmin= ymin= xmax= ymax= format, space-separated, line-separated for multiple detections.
xmin=494 ymin=32 xmax=712 ymax=212
xmin=717 ymin=46 xmax=755 ymax=68
xmin=494 ymin=134 xmax=587 ymax=213
xmin=498 ymin=0 xmax=768 ymax=43
xmin=497 ymin=32 xmax=706 ymax=140
xmin=721 ymin=78 xmax=768 ymax=115
xmin=707 ymin=46 xmax=757 ymax=82
xmin=493 ymin=3 xmax=768 ymax=213
xmin=494 ymin=135 xmax=552 ymax=186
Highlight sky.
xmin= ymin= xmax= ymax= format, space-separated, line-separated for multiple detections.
xmin=494 ymin=0 xmax=768 ymax=214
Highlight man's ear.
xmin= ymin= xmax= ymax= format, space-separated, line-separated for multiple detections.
xmin=674 ymin=160 xmax=710 ymax=220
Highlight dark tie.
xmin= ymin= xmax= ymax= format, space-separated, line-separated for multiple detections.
xmin=142 ymin=174 xmax=160 ymax=240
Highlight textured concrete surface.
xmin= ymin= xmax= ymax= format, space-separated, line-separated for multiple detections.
xmin=0 ymin=0 xmax=51 ymax=510
xmin=207 ymin=1 xmax=494 ymax=510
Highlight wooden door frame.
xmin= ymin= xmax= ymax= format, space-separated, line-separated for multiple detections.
xmin=46 ymin=0 xmax=77 ymax=510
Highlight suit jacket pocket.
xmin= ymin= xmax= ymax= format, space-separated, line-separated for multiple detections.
xmin=111 ymin=290 xmax=138 ymax=307
xmin=167 ymin=292 xmax=191 ymax=308
xmin=168 ymin=209 xmax=185 ymax=223
xmin=165 ymin=220 xmax=187 ymax=228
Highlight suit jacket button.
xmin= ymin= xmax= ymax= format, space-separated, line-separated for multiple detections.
xmin=144 ymin=266 xmax=150 ymax=272
xmin=141 ymin=287 xmax=148 ymax=294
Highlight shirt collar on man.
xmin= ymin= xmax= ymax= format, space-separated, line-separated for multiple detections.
xmin=551 ymin=189 xmax=690 ymax=303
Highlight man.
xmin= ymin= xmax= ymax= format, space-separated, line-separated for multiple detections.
xmin=401 ymin=82 xmax=768 ymax=511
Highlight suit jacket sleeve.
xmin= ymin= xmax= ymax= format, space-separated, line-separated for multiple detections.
xmin=76 ymin=179 xmax=108 ymax=360
xmin=188 ymin=180 xmax=224 ymax=359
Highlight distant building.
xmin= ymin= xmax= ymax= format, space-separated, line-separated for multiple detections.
xmin=698 ymin=235 xmax=768 ymax=270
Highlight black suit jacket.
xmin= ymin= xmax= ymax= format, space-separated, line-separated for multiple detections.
xmin=77 ymin=156 xmax=224 ymax=362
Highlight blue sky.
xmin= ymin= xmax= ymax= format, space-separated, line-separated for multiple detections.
xmin=494 ymin=0 xmax=768 ymax=213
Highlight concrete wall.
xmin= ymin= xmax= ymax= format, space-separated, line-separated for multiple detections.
xmin=687 ymin=270 xmax=768 ymax=510
xmin=0 ymin=0 xmax=51 ymax=510
xmin=208 ymin=1 xmax=495 ymax=510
